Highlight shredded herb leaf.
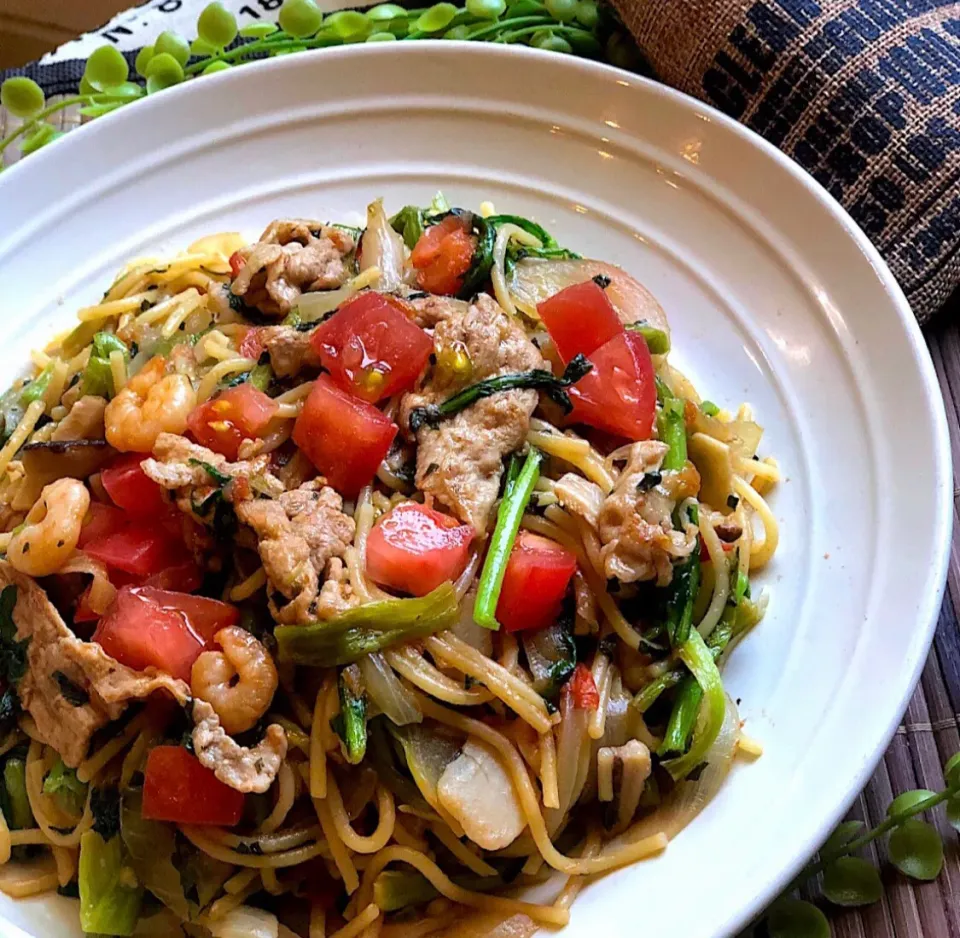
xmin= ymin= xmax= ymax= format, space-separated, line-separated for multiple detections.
xmin=0 ymin=586 xmax=28 ymax=687
xmin=409 ymin=355 xmax=592 ymax=432
xmin=54 ymin=671 xmax=89 ymax=707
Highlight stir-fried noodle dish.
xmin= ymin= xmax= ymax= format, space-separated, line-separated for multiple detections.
xmin=0 ymin=198 xmax=778 ymax=938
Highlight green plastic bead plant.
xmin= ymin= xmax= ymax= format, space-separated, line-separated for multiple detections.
xmin=0 ymin=0 xmax=632 ymax=165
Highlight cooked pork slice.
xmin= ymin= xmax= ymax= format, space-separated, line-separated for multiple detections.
xmin=0 ymin=561 xmax=188 ymax=767
xmin=401 ymin=294 xmax=544 ymax=533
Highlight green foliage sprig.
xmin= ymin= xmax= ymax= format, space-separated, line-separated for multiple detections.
xmin=0 ymin=0 xmax=638 ymax=165
xmin=752 ymin=752 xmax=960 ymax=937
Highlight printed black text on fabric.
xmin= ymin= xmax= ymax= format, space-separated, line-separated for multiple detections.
xmin=700 ymin=0 xmax=960 ymax=296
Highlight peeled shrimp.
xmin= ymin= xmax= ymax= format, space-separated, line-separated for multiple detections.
xmin=104 ymin=356 xmax=196 ymax=453
xmin=8 ymin=479 xmax=89 ymax=577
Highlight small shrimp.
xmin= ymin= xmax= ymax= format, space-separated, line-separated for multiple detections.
xmin=104 ymin=356 xmax=196 ymax=453
xmin=8 ymin=479 xmax=90 ymax=577
xmin=191 ymin=626 xmax=278 ymax=735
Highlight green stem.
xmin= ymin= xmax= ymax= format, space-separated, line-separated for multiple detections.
xmin=495 ymin=24 xmax=596 ymax=42
xmin=462 ymin=15 xmax=554 ymax=40
xmin=792 ymin=783 xmax=960 ymax=888
xmin=658 ymin=675 xmax=701 ymax=756
xmin=474 ymin=447 xmax=543 ymax=630
xmin=0 ymin=95 xmax=94 ymax=155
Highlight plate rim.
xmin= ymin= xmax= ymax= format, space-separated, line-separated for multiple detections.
xmin=0 ymin=41 xmax=953 ymax=937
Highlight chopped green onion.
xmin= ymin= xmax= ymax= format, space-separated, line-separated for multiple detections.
xmin=700 ymin=400 xmax=720 ymax=417
xmin=474 ymin=447 xmax=542 ymax=630
xmin=275 ymin=582 xmax=459 ymax=667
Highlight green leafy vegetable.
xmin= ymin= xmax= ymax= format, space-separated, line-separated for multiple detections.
xmin=656 ymin=379 xmax=687 ymax=471
xmin=3 ymin=758 xmax=32 ymax=830
xmin=410 ymin=355 xmax=591 ymax=432
xmin=389 ymin=206 xmax=426 ymax=249
xmin=81 ymin=332 xmax=129 ymax=398
xmin=79 ymin=830 xmax=143 ymax=936
xmin=187 ymin=457 xmax=231 ymax=486
xmin=20 ymin=362 xmax=54 ymax=405
xmin=91 ymin=787 xmax=122 ymax=840
xmin=333 ymin=664 xmax=367 ymax=764
xmin=43 ymin=758 xmax=88 ymax=817
xmin=0 ymin=586 xmax=28 ymax=687
xmin=474 ymin=448 xmax=542 ymax=630
xmin=275 ymin=582 xmax=459 ymax=667
xmin=374 ymin=869 xmax=501 ymax=911
xmin=54 ymin=670 xmax=90 ymax=707
xmin=660 ymin=630 xmax=725 ymax=781
xmin=663 ymin=552 xmax=700 ymax=649
xmin=657 ymin=675 xmax=701 ymax=757
xmin=625 ymin=320 xmax=671 ymax=355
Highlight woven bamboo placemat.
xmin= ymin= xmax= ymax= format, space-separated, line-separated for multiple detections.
xmin=2 ymin=97 xmax=959 ymax=936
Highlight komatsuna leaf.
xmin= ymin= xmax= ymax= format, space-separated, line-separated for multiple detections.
xmin=766 ymin=898 xmax=831 ymax=938
xmin=888 ymin=818 xmax=944 ymax=881
xmin=821 ymin=856 xmax=883 ymax=907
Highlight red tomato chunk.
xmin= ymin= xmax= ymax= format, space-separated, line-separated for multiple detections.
xmin=310 ymin=292 xmax=432 ymax=403
xmin=496 ymin=531 xmax=577 ymax=633
xmin=566 ymin=663 xmax=600 ymax=710
xmin=536 ymin=280 xmax=622 ymax=362
xmin=228 ymin=251 xmax=245 ymax=278
xmin=187 ymin=384 xmax=279 ymax=461
xmin=410 ymin=216 xmax=476 ymax=296
xmin=367 ymin=502 xmax=473 ymax=597
xmin=292 ymin=375 xmax=397 ymax=497
xmin=568 ymin=332 xmax=656 ymax=441
xmin=93 ymin=586 xmax=238 ymax=682
xmin=83 ymin=525 xmax=181 ymax=577
xmin=100 ymin=453 xmax=169 ymax=520
xmin=142 ymin=746 xmax=244 ymax=826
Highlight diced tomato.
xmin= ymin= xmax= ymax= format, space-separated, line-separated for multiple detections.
xmin=228 ymin=251 xmax=245 ymax=278
xmin=292 ymin=375 xmax=398 ymax=497
xmin=566 ymin=663 xmax=600 ymax=710
xmin=239 ymin=327 xmax=266 ymax=361
xmin=537 ymin=280 xmax=623 ymax=362
xmin=568 ymin=333 xmax=656 ymax=441
xmin=367 ymin=502 xmax=473 ymax=596
xmin=93 ymin=586 xmax=238 ymax=681
xmin=78 ymin=503 xmax=127 ymax=548
xmin=100 ymin=454 xmax=169 ymax=520
xmin=83 ymin=525 xmax=181 ymax=577
xmin=142 ymin=746 xmax=245 ymax=826
xmin=309 ymin=293 xmax=433 ymax=403
xmin=410 ymin=216 xmax=476 ymax=296
xmin=143 ymin=560 xmax=204 ymax=593
xmin=187 ymin=384 xmax=279 ymax=461
xmin=496 ymin=531 xmax=577 ymax=633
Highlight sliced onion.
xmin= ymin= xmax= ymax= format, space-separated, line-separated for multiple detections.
xmin=546 ymin=690 xmax=591 ymax=834
xmin=601 ymin=693 xmax=740 ymax=854
xmin=391 ymin=723 xmax=462 ymax=813
xmin=357 ymin=651 xmax=422 ymax=726
xmin=295 ymin=267 xmax=380 ymax=323
xmin=209 ymin=906 xmax=279 ymax=938
xmin=60 ymin=552 xmax=116 ymax=615
xmin=509 ymin=258 xmax=670 ymax=336
xmin=360 ymin=197 xmax=411 ymax=292
xmin=451 ymin=589 xmax=493 ymax=656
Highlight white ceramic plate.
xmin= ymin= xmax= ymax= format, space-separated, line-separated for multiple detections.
xmin=0 ymin=42 xmax=951 ymax=938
